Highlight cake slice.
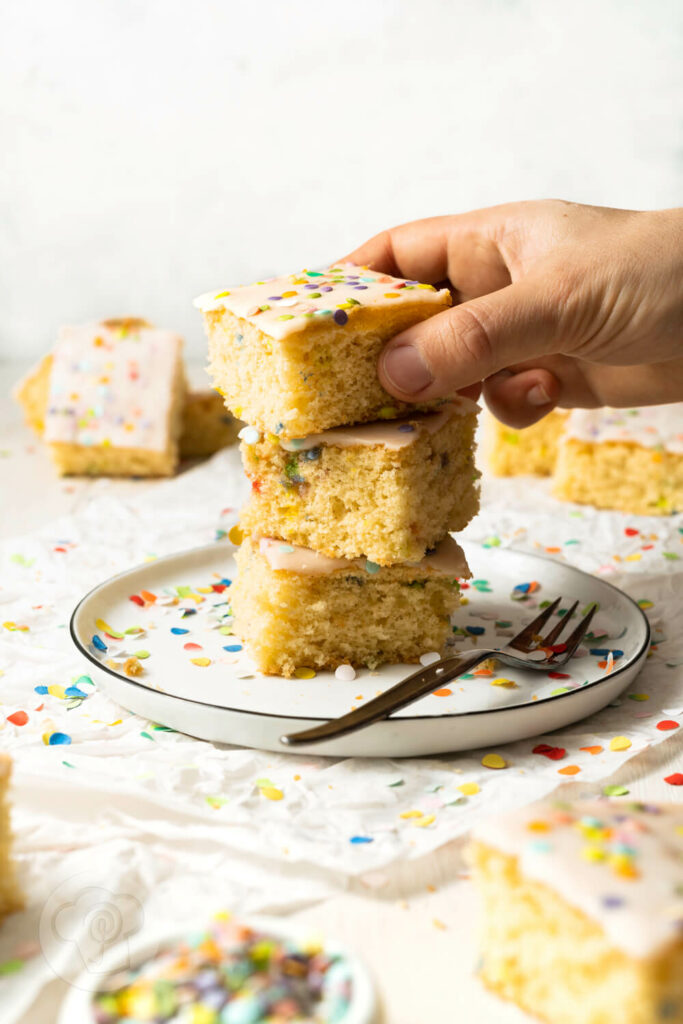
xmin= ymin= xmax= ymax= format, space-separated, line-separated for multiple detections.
xmin=179 ymin=390 xmax=240 ymax=459
xmin=240 ymin=398 xmax=480 ymax=565
xmin=485 ymin=408 xmax=568 ymax=476
xmin=195 ymin=263 xmax=452 ymax=439
xmin=231 ymin=535 xmax=470 ymax=676
xmin=553 ymin=405 xmax=683 ymax=515
xmin=468 ymin=797 xmax=683 ymax=1024
xmin=15 ymin=348 xmax=238 ymax=464
xmin=0 ymin=754 xmax=23 ymax=925
xmin=14 ymin=318 xmax=186 ymax=476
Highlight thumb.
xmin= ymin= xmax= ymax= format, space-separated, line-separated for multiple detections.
xmin=379 ymin=276 xmax=568 ymax=399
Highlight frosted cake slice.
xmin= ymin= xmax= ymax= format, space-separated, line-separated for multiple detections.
xmin=485 ymin=408 xmax=568 ymax=476
xmin=468 ymin=798 xmax=683 ymax=1024
xmin=553 ymin=405 xmax=683 ymax=515
xmin=15 ymin=319 xmax=186 ymax=476
xmin=15 ymin=347 xmax=237 ymax=464
xmin=195 ymin=263 xmax=452 ymax=439
xmin=231 ymin=535 xmax=471 ymax=676
xmin=240 ymin=398 xmax=480 ymax=565
xmin=0 ymin=754 xmax=23 ymax=925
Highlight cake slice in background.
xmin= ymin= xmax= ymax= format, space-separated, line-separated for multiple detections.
xmin=15 ymin=318 xmax=186 ymax=476
xmin=178 ymin=389 xmax=240 ymax=459
xmin=468 ymin=797 xmax=683 ymax=1024
xmin=554 ymin=405 xmax=683 ymax=515
xmin=240 ymin=397 xmax=480 ymax=565
xmin=195 ymin=263 xmax=452 ymax=439
xmin=231 ymin=535 xmax=470 ymax=676
xmin=485 ymin=403 xmax=683 ymax=515
xmin=14 ymin=320 xmax=241 ymax=472
xmin=485 ymin=408 xmax=568 ymax=476
xmin=0 ymin=754 xmax=24 ymax=925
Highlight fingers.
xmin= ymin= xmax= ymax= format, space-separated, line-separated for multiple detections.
xmin=483 ymin=368 xmax=560 ymax=428
xmin=378 ymin=275 xmax=565 ymax=400
xmin=342 ymin=204 xmax=527 ymax=300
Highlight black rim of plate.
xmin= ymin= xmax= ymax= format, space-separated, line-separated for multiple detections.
xmin=69 ymin=540 xmax=651 ymax=724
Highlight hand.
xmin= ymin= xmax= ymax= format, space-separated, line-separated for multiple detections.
xmin=344 ymin=200 xmax=683 ymax=427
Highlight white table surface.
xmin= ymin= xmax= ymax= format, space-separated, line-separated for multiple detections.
xmin=1 ymin=361 xmax=681 ymax=1024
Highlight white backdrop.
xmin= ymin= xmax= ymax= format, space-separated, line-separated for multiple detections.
xmin=1 ymin=0 xmax=681 ymax=358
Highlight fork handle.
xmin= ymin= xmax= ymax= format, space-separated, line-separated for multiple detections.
xmin=279 ymin=649 xmax=494 ymax=747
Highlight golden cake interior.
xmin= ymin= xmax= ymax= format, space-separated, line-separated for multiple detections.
xmin=231 ymin=537 xmax=467 ymax=676
xmin=241 ymin=409 xmax=479 ymax=565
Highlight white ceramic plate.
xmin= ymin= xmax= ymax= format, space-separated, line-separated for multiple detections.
xmin=57 ymin=914 xmax=378 ymax=1024
xmin=70 ymin=540 xmax=650 ymax=758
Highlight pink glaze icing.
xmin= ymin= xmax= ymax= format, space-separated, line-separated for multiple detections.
xmin=45 ymin=321 xmax=182 ymax=452
xmin=279 ymin=399 xmax=478 ymax=452
xmin=194 ymin=263 xmax=451 ymax=341
xmin=257 ymin=536 xmax=470 ymax=578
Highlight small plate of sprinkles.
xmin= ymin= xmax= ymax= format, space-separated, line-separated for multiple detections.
xmin=69 ymin=539 xmax=650 ymax=758
xmin=58 ymin=912 xmax=377 ymax=1024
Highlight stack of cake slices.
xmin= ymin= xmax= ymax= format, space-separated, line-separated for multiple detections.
xmin=195 ymin=263 xmax=480 ymax=676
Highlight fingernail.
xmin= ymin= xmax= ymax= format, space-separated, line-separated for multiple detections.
xmin=527 ymin=383 xmax=551 ymax=406
xmin=382 ymin=345 xmax=434 ymax=394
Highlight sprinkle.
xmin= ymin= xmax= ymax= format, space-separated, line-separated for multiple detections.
xmin=656 ymin=720 xmax=679 ymax=731
xmin=294 ymin=666 xmax=316 ymax=679
xmin=481 ymin=753 xmax=507 ymax=770
xmin=95 ymin=618 xmax=123 ymax=638
xmin=664 ymin=773 xmax=683 ymax=785
xmin=432 ymin=918 xmax=447 ymax=930
xmin=191 ymin=657 xmax=211 ymax=667
xmin=350 ymin=836 xmax=373 ymax=844
xmin=259 ymin=786 xmax=284 ymax=801
xmin=364 ymin=560 xmax=381 ymax=574
xmin=603 ymin=784 xmax=630 ymax=796
xmin=48 ymin=732 xmax=71 ymax=746
xmin=532 ymin=744 xmax=566 ymax=760
xmin=433 ymin=688 xmax=452 ymax=697
xmin=609 ymin=736 xmax=632 ymax=751
xmin=458 ymin=782 xmax=480 ymax=796
xmin=238 ymin=426 xmax=261 ymax=445
xmin=228 ymin=524 xmax=244 ymax=545
xmin=335 ymin=664 xmax=356 ymax=682
xmin=223 ymin=643 xmax=243 ymax=652
xmin=0 ymin=959 xmax=24 ymax=976
xmin=491 ymin=677 xmax=517 ymax=688
xmin=171 ymin=627 xmax=189 ymax=635
xmin=7 ymin=711 xmax=28 ymax=726
xmin=558 ymin=765 xmax=581 ymax=776
xmin=419 ymin=651 xmax=441 ymax=666
xmin=580 ymin=745 xmax=603 ymax=755
xmin=333 ymin=309 xmax=348 ymax=325
xmin=400 ymin=810 xmax=423 ymax=819
xmin=414 ymin=814 xmax=436 ymax=828
xmin=91 ymin=634 xmax=107 ymax=652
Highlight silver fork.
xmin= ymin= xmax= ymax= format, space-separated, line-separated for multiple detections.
xmin=280 ymin=597 xmax=596 ymax=747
